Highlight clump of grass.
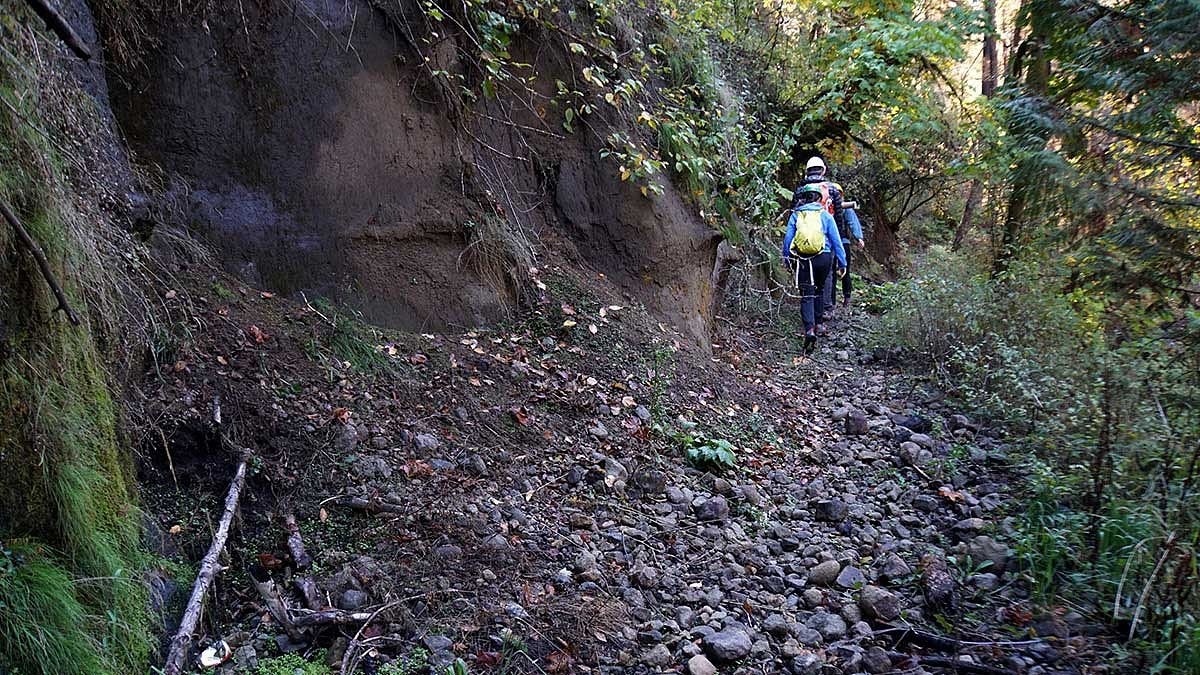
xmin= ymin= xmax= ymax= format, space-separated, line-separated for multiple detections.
xmin=0 ymin=543 xmax=106 ymax=674
xmin=462 ymin=211 xmax=534 ymax=302
xmin=306 ymin=298 xmax=393 ymax=374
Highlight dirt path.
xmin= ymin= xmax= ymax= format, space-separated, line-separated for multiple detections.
xmin=140 ymin=268 xmax=1101 ymax=674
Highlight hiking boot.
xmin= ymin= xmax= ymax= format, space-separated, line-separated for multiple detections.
xmin=803 ymin=333 xmax=817 ymax=354
xmin=842 ymin=296 xmax=851 ymax=308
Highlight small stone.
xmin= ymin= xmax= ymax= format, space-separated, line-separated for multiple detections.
xmin=687 ymin=654 xmax=718 ymax=675
xmin=802 ymin=588 xmax=824 ymax=608
xmin=702 ymin=627 xmax=752 ymax=661
xmin=836 ymin=566 xmax=866 ymax=588
xmin=433 ymin=544 xmax=463 ymax=561
xmin=642 ymin=644 xmax=672 ymax=668
xmin=949 ymin=414 xmax=973 ymax=431
xmin=845 ymin=411 xmax=869 ymax=436
xmin=814 ymin=499 xmax=848 ymax=522
xmin=969 ymin=572 xmax=1000 ymax=591
xmin=806 ymin=611 xmax=847 ymax=640
xmin=575 ymin=550 xmax=598 ymax=573
xmin=966 ymin=535 xmax=1011 ymax=573
xmin=790 ymin=653 xmax=823 ymax=675
xmin=859 ymin=585 xmax=901 ymax=621
xmin=413 ymin=433 xmax=440 ymax=452
xmin=337 ymin=589 xmax=369 ymax=611
xmin=864 ymin=646 xmax=892 ymax=673
xmin=588 ymin=421 xmax=610 ymax=439
xmin=909 ymin=433 xmax=935 ymax=448
xmin=695 ymin=496 xmax=730 ymax=522
xmin=809 ymin=560 xmax=841 ymax=586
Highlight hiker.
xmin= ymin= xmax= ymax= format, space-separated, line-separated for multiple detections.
xmin=836 ymin=202 xmax=866 ymax=307
xmin=782 ymin=184 xmax=847 ymax=354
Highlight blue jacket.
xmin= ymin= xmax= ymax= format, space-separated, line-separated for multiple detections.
xmin=782 ymin=204 xmax=847 ymax=268
xmin=843 ymin=208 xmax=864 ymax=244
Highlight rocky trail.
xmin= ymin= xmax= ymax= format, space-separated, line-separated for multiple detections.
xmin=139 ymin=264 xmax=1101 ymax=675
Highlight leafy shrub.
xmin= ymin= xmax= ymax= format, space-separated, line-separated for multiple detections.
xmin=678 ymin=432 xmax=738 ymax=472
xmin=253 ymin=653 xmax=332 ymax=675
xmin=876 ymin=247 xmax=1200 ymax=671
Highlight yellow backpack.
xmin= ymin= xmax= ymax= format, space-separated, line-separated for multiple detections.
xmin=790 ymin=209 xmax=825 ymax=256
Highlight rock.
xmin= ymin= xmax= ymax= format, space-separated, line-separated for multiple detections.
xmin=762 ymin=613 xmax=789 ymax=637
xmin=687 ymin=654 xmax=718 ymax=675
xmin=864 ymin=646 xmax=892 ymax=673
xmin=949 ymin=414 xmax=973 ymax=431
xmin=739 ymin=483 xmax=764 ymax=505
xmin=702 ymin=626 xmax=752 ymax=661
xmin=413 ymin=433 xmax=440 ymax=452
xmin=878 ymin=553 xmax=913 ymax=581
xmin=859 ymin=585 xmax=901 ymax=621
xmin=909 ymin=433 xmax=935 ymax=448
xmin=337 ymin=589 xmax=369 ymax=611
xmin=814 ymin=498 xmax=848 ymax=522
xmin=1033 ymin=613 xmax=1070 ymax=639
xmin=836 ymin=566 xmax=866 ymax=588
xmin=892 ymin=414 xmax=932 ymax=433
xmin=481 ymin=534 xmax=511 ymax=553
xmin=575 ymin=550 xmax=598 ymax=574
xmin=642 ymin=644 xmax=672 ymax=668
xmin=334 ymin=424 xmax=359 ymax=453
xmin=464 ymin=454 xmax=489 ymax=476
xmin=965 ymin=535 xmax=1011 ymax=573
xmin=953 ymin=518 xmax=986 ymax=534
xmin=808 ymin=560 xmax=841 ymax=586
xmin=695 ymin=496 xmax=730 ymax=522
xmin=433 ymin=544 xmax=462 ymax=561
xmin=631 ymin=565 xmax=660 ymax=588
xmin=634 ymin=469 xmax=667 ymax=494
xmin=422 ymin=635 xmax=453 ymax=652
xmin=588 ymin=421 xmax=610 ymax=439
xmin=845 ymin=410 xmax=869 ymax=436
xmin=790 ymin=653 xmax=823 ymax=675
xmin=806 ymin=611 xmax=847 ymax=640
xmin=899 ymin=441 xmax=931 ymax=466
xmin=969 ymin=572 xmax=1000 ymax=591
xmin=802 ymin=588 xmax=824 ymax=608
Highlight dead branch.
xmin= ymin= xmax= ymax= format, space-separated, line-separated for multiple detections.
xmin=293 ymin=576 xmax=324 ymax=610
xmin=251 ymin=572 xmax=301 ymax=639
xmin=162 ymin=453 xmax=250 ymax=675
xmin=340 ymin=601 xmax=402 ymax=675
xmin=290 ymin=608 xmax=380 ymax=628
xmin=888 ymin=652 xmax=1016 ymax=675
xmin=23 ymin=0 xmax=92 ymax=60
xmin=283 ymin=513 xmax=312 ymax=569
xmin=1 ymin=200 xmax=82 ymax=326
xmin=336 ymin=495 xmax=406 ymax=514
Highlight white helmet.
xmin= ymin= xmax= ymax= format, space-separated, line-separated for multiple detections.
xmin=806 ymin=156 xmax=826 ymax=173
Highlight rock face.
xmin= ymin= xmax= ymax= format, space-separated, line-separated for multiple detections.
xmin=859 ymin=585 xmax=901 ymax=621
xmin=107 ymin=3 xmax=720 ymax=341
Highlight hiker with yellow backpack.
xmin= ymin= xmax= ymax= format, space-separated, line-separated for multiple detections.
xmin=782 ymin=183 xmax=847 ymax=354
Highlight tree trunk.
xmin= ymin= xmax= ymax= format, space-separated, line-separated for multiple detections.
xmin=953 ymin=180 xmax=984 ymax=251
xmin=995 ymin=0 xmax=1053 ymax=274
xmin=982 ymin=0 xmax=998 ymax=97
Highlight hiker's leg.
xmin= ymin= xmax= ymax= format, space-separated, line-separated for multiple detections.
xmin=823 ymin=263 xmax=836 ymax=310
xmin=799 ymin=259 xmax=816 ymax=333
xmin=812 ymin=252 xmax=833 ymax=326
xmin=842 ymin=246 xmax=852 ymax=301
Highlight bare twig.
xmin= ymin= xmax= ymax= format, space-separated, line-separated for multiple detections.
xmin=23 ymin=0 xmax=92 ymax=60
xmin=340 ymin=601 xmax=402 ymax=675
xmin=888 ymin=652 xmax=1015 ymax=675
xmin=2 ymin=200 xmax=82 ymax=325
xmin=284 ymin=513 xmax=313 ymax=569
xmin=163 ymin=453 xmax=251 ymax=675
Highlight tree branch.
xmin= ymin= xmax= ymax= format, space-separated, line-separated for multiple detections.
xmin=24 ymin=0 xmax=92 ymax=60
xmin=1 ymin=200 xmax=82 ymax=326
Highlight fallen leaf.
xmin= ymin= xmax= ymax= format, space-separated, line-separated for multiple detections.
xmin=247 ymin=324 xmax=270 ymax=344
xmin=332 ymin=407 xmax=351 ymax=423
xmin=588 ymin=324 xmax=598 ymax=334
xmin=410 ymin=353 xmax=428 ymax=364
xmin=401 ymin=459 xmax=433 ymax=478
xmin=562 ymin=320 xmax=577 ymax=328
xmin=168 ymin=524 xmax=182 ymax=535
xmin=510 ymin=407 xmax=532 ymax=425
xmin=319 ymin=508 xmax=328 ymax=522
xmin=260 ymin=291 xmax=275 ymax=299
xmin=165 ymin=290 xmax=177 ymax=299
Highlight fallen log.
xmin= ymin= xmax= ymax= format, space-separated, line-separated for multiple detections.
xmin=1 ymin=200 xmax=81 ymax=326
xmin=162 ymin=454 xmax=250 ymax=675
xmin=284 ymin=513 xmax=313 ymax=569
xmin=23 ymin=0 xmax=92 ymax=60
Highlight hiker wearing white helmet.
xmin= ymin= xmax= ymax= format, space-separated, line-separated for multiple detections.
xmin=797 ymin=157 xmax=849 ymax=317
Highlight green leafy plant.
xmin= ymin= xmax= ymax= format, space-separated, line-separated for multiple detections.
xmin=252 ymin=653 xmax=332 ymax=675
xmin=680 ymin=433 xmax=738 ymax=472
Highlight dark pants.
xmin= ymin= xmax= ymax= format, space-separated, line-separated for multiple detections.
xmin=824 ymin=245 xmax=853 ymax=306
xmin=794 ymin=252 xmax=832 ymax=332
